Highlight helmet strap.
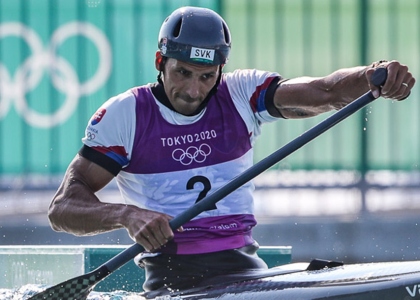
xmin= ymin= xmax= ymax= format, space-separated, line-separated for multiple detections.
xmin=156 ymin=56 xmax=167 ymax=83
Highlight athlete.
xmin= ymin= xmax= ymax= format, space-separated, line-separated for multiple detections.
xmin=48 ymin=6 xmax=415 ymax=292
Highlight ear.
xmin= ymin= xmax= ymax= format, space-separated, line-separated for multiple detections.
xmin=155 ymin=51 xmax=163 ymax=71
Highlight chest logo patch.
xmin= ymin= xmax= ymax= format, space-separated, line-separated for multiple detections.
xmin=172 ymin=143 xmax=211 ymax=165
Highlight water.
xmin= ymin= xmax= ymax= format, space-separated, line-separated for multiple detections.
xmin=0 ymin=284 xmax=146 ymax=300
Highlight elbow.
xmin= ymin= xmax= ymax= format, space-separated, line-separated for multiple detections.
xmin=48 ymin=196 xmax=66 ymax=232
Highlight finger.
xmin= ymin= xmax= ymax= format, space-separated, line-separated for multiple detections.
xmin=387 ymin=71 xmax=414 ymax=100
xmin=366 ymin=67 xmax=381 ymax=98
xmin=395 ymin=76 xmax=412 ymax=100
xmin=381 ymin=62 xmax=409 ymax=96
xmin=158 ymin=224 xmax=174 ymax=242
xmin=396 ymin=76 xmax=414 ymax=101
xmin=164 ymin=215 xmax=183 ymax=233
xmin=143 ymin=222 xmax=175 ymax=251
xmin=400 ymin=76 xmax=415 ymax=92
xmin=138 ymin=226 xmax=167 ymax=252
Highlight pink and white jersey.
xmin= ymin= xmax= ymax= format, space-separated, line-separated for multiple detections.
xmin=83 ymin=69 xmax=281 ymax=254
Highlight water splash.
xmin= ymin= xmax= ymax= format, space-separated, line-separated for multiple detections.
xmin=0 ymin=284 xmax=146 ymax=300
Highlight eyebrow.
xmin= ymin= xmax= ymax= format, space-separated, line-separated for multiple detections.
xmin=177 ymin=66 xmax=217 ymax=77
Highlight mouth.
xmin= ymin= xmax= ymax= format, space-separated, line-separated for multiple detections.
xmin=172 ymin=96 xmax=204 ymax=116
xmin=178 ymin=95 xmax=201 ymax=104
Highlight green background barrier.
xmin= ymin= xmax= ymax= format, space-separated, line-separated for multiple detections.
xmin=0 ymin=245 xmax=292 ymax=292
xmin=0 ymin=0 xmax=418 ymax=181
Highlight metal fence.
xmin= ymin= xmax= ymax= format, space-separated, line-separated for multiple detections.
xmin=0 ymin=0 xmax=419 ymax=204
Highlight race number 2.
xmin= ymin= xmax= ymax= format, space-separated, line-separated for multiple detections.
xmin=186 ymin=175 xmax=217 ymax=210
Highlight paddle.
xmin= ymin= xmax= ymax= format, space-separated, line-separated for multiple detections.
xmin=29 ymin=68 xmax=387 ymax=300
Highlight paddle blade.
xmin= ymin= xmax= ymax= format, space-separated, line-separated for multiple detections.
xmin=28 ymin=266 xmax=110 ymax=300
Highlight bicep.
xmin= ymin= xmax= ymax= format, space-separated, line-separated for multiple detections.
xmin=65 ymin=154 xmax=115 ymax=193
xmin=49 ymin=154 xmax=121 ymax=233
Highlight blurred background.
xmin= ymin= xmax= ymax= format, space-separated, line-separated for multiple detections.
xmin=0 ymin=0 xmax=419 ymax=264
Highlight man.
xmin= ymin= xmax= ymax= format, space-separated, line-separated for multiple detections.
xmin=48 ymin=6 xmax=415 ymax=292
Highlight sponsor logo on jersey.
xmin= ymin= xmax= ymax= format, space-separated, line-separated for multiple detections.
xmin=190 ymin=47 xmax=215 ymax=62
xmin=91 ymin=108 xmax=106 ymax=125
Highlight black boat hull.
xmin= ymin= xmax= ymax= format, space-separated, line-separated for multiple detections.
xmin=143 ymin=261 xmax=420 ymax=299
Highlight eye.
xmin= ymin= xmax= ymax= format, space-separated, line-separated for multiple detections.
xmin=178 ymin=69 xmax=190 ymax=76
xmin=202 ymin=73 xmax=215 ymax=80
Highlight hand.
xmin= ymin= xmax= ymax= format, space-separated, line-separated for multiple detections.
xmin=123 ymin=207 xmax=183 ymax=252
xmin=366 ymin=60 xmax=415 ymax=100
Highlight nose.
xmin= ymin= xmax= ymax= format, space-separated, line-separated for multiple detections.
xmin=185 ymin=78 xmax=201 ymax=99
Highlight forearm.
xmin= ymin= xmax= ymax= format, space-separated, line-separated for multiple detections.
xmin=48 ymin=177 xmax=133 ymax=236
xmin=48 ymin=154 xmax=137 ymax=236
xmin=48 ymin=155 xmax=175 ymax=251
xmin=275 ymin=65 xmax=369 ymax=119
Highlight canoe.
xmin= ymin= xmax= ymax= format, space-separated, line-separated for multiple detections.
xmin=14 ymin=258 xmax=420 ymax=299
xmin=140 ymin=259 xmax=420 ymax=299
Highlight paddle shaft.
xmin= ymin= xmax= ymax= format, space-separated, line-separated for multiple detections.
xmin=104 ymin=67 xmax=387 ymax=272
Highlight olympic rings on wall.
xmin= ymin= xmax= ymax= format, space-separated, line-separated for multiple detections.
xmin=0 ymin=21 xmax=112 ymax=128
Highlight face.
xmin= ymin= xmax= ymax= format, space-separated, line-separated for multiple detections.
xmin=156 ymin=54 xmax=220 ymax=116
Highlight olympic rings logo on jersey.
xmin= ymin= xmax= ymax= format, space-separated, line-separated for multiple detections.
xmin=0 ymin=21 xmax=112 ymax=128
xmin=172 ymin=143 xmax=212 ymax=166
xmin=86 ymin=132 xmax=96 ymax=141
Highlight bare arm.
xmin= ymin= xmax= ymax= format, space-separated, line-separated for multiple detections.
xmin=49 ymin=154 xmax=175 ymax=251
xmin=271 ymin=60 xmax=415 ymax=119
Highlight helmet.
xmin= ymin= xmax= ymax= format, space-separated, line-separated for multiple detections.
xmin=158 ymin=6 xmax=231 ymax=65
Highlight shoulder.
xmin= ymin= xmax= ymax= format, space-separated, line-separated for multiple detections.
xmin=88 ymin=88 xmax=140 ymax=130
xmin=223 ymin=69 xmax=280 ymax=84
xmin=219 ymin=69 xmax=281 ymax=124
xmin=130 ymin=84 xmax=155 ymax=101
xmin=104 ymin=88 xmax=137 ymax=109
xmin=220 ymin=69 xmax=281 ymax=108
xmin=99 ymin=85 xmax=155 ymax=115
xmin=221 ymin=69 xmax=281 ymax=101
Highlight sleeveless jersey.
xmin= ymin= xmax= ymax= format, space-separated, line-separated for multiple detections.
xmin=82 ymin=69 xmax=281 ymax=254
